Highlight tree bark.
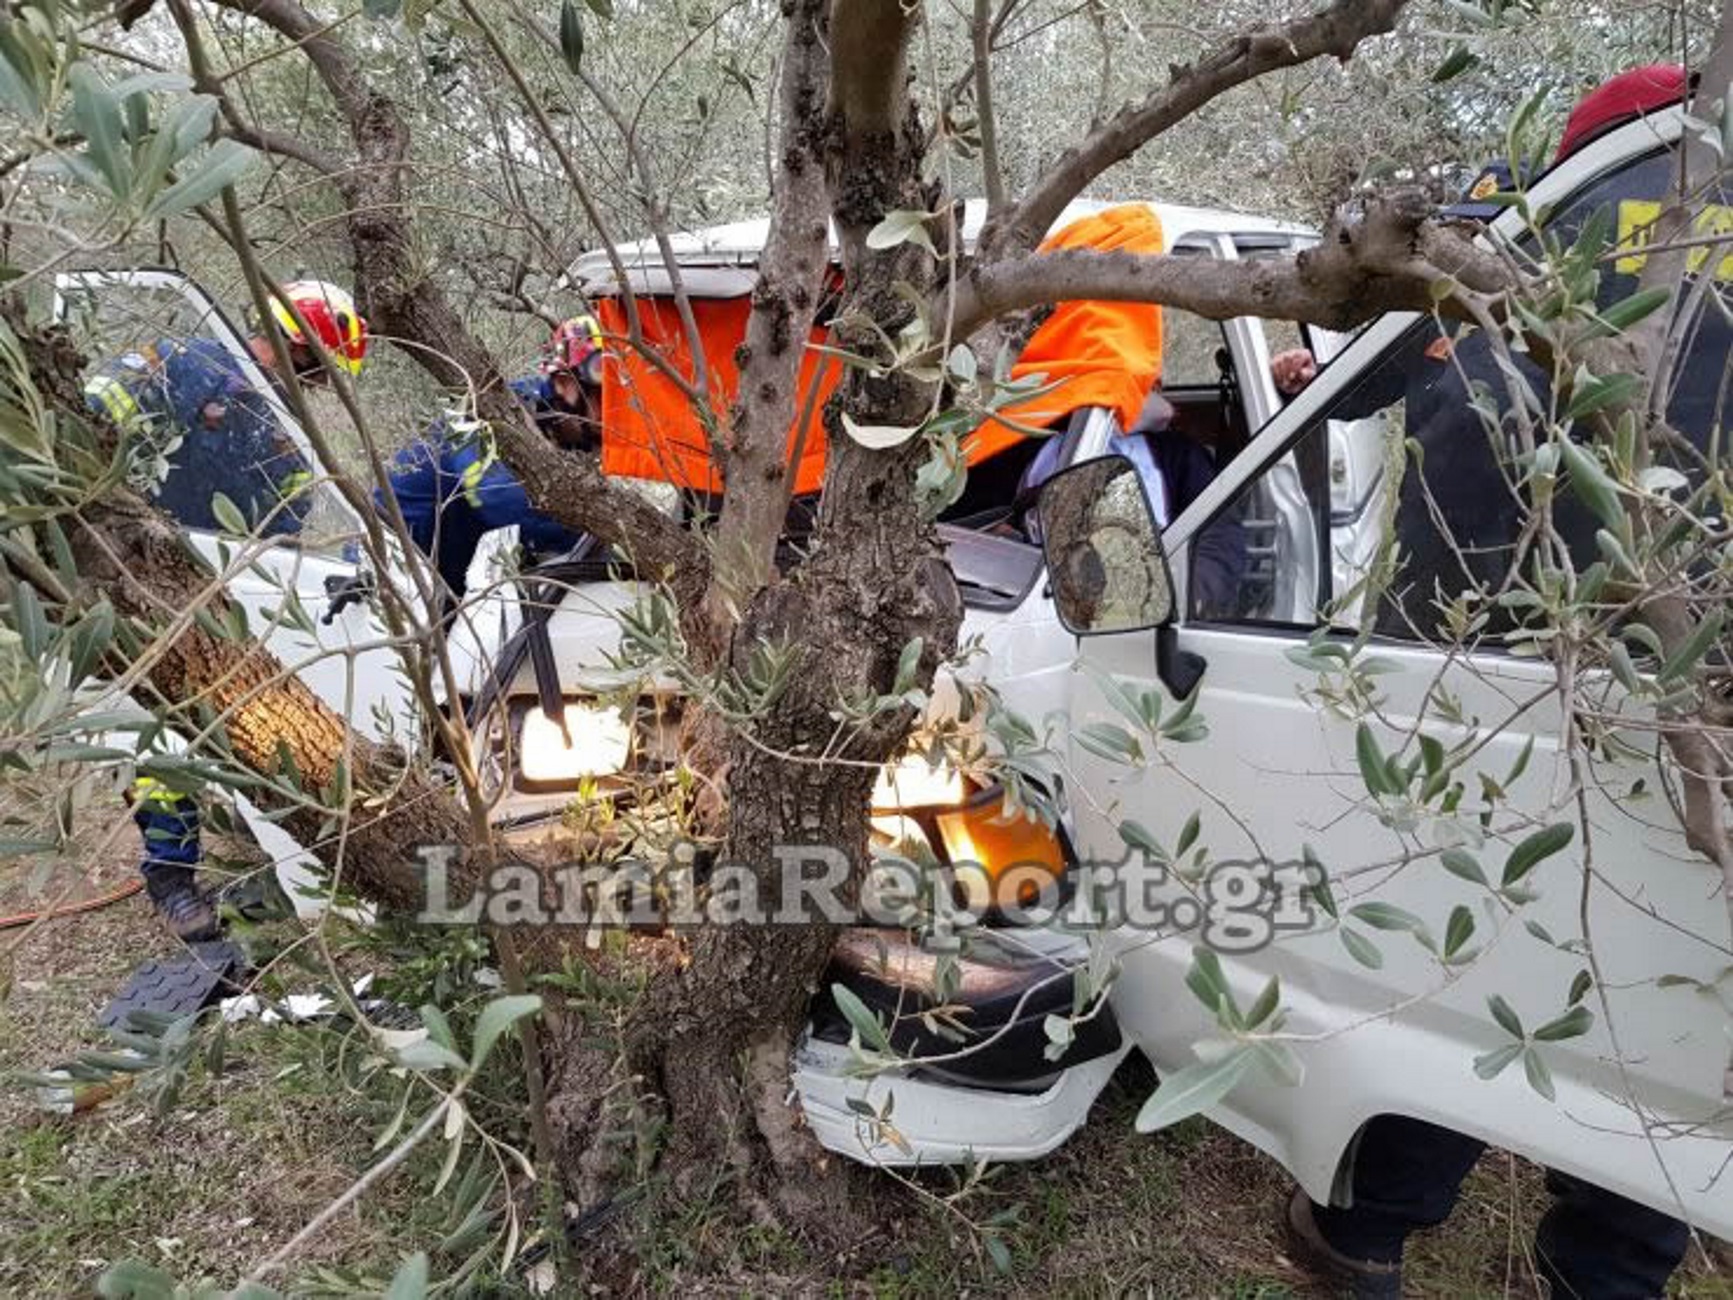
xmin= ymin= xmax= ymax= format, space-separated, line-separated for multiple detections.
xmin=705 ymin=0 xmax=834 ymax=638
xmin=1621 ymin=10 xmax=1733 ymax=929
xmin=540 ymin=0 xmax=969 ymax=1224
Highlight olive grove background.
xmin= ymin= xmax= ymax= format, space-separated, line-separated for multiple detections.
xmin=5 ymin=0 xmax=1710 ymax=438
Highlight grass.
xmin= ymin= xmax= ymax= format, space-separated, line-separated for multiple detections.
xmin=0 ymin=792 xmax=507 ymax=1296
xmin=2 ymin=793 xmax=1731 ymax=1296
xmin=585 ymin=1061 xmax=1574 ymax=1299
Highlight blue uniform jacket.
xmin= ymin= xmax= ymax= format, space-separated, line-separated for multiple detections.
xmin=379 ymin=376 xmax=584 ymax=598
xmin=85 ymin=337 xmax=311 ymax=536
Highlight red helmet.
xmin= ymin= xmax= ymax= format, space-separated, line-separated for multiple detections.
xmin=1557 ymin=64 xmax=1688 ymax=162
xmin=544 ymin=314 xmax=605 ymax=387
xmin=268 ymin=279 xmax=369 ymax=375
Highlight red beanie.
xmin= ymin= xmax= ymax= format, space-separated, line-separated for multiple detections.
xmin=1557 ymin=64 xmax=1689 ymax=161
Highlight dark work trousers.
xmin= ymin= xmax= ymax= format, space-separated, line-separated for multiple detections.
xmin=1311 ymin=1115 xmax=1690 ymax=1298
xmin=133 ymin=791 xmax=201 ymax=873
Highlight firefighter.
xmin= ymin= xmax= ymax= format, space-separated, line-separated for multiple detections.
xmin=378 ymin=315 xmax=601 ymax=603
xmin=89 ymin=280 xmax=370 ymax=941
xmin=84 ymin=279 xmax=366 ymax=537
xmin=1265 ymin=67 xmax=1702 ymax=639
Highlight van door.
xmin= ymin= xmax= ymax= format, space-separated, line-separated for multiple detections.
xmin=55 ymin=269 xmax=416 ymax=742
xmin=1059 ymin=135 xmax=1732 ymax=1235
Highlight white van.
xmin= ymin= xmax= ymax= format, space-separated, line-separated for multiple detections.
xmin=72 ymin=149 xmax=1724 ymax=1248
xmin=916 ymin=105 xmax=1731 ymax=1243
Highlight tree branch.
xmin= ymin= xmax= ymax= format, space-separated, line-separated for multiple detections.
xmin=507 ymin=0 xmax=716 ymax=413
xmin=828 ymin=0 xmax=920 ymax=146
xmin=704 ymin=0 xmax=832 ymax=631
xmin=200 ymin=0 xmax=706 ymax=583
xmin=463 ymin=0 xmax=712 ymax=418
xmin=216 ymin=116 xmax=340 ymax=175
xmin=1621 ymin=9 xmax=1733 ymax=926
xmin=216 ymin=0 xmax=372 ymax=131
xmin=971 ymin=0 xmax=1005 ymax=215
xmin=951 ymin=194 xmax=1513 ymax=340
xmin=979 ymin=0 xmax=1412 ymax=262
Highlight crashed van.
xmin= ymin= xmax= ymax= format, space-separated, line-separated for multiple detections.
xmin=55 ymin=194 xmax=1358 ymax=1154
xmin=68 ymin=136 xmax=1730 ymax=1250
xmin=540 ymin=199 xmax=1382 ymax=1162
xmin=545 ymin=107 xmax=1732 ymax=1249
xmin=1000 ymin=104 xmax=1730 ymax=1240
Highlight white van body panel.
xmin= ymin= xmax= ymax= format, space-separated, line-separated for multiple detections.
xmin=1063 ymin=107 xmax=1733 ymax=1237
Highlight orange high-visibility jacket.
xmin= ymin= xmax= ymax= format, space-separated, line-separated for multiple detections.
xmin=597 ymin=204 xmax=1163 ymax=493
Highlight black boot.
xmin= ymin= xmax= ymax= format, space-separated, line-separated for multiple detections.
xmin=1285 ymin=1189 xmax=1403 ymax=1299
xmin=143 ymin=865 xmax=219 ymax=942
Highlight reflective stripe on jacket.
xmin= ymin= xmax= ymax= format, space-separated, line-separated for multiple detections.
xmin=378 ymin=375 xmax=585 ymax=599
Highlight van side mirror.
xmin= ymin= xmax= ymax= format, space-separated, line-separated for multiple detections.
xmin=1037 ymin=454 xmax=1175 ymax=635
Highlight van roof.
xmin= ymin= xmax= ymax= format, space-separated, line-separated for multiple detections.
xmin=572 ymin=197 xmax=1315 ymax=298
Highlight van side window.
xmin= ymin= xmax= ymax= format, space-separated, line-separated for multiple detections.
xmin=1161 ymin=307 xmax=1228 ymax=387
xmin=91 ymin=341 xmax=311 ymax=539
xmin=1160 ymin=308 xmax=1249 ymax=460
xmin=1186 ymin=324 xmax=1420 ymax=628
xmin=1189 ymin=312 xmax=1608 ymax=635
xmin=1189 ymin=145 xmax=1729 ymax=637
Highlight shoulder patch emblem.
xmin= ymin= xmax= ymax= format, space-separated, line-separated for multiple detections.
xmin=1468 ymin=171 xmax=1501 ymax=201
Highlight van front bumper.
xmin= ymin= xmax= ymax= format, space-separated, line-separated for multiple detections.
xmin=791 ymin=1033 xmax=1129 ymax=1167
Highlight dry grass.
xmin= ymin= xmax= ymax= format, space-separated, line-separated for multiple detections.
xmin=1 ymin=795 xmax=1730 ymax=1297
xmin=0 ymin=794 xmax=444 ymax=1296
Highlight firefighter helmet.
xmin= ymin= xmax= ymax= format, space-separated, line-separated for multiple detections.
xmin=267 ymin=279 xmax=369 ymax=375
xmin=544 ymin=314 xmax=605 ymax=387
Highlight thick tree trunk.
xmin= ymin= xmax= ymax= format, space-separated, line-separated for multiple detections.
xmin=540 ymin=0 xmax=966 ymax=1225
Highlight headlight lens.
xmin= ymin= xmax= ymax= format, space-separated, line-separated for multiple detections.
xmin=936 ymin=798 xmax=1067 ymax=910
xmin=519 ymin=702 xmax=631 ymax=784
xmin=871 ymin=755 xmax=964 ymax=811
xmin=867 ymin=771 xmax=1073 ymax=918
